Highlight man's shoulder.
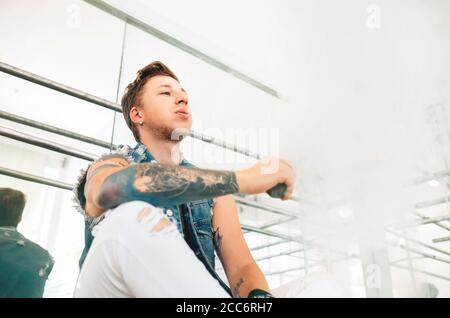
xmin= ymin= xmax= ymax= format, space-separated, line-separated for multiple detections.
xmin=0 ymin=230 xmax=53 ymax=262
xmin=95 ymin=144 xmax=135 ymax=164
xmin=18 ymin=232 xmax=52 ymax=256
xmin=72 ymin=145 xmax=135 ymax=219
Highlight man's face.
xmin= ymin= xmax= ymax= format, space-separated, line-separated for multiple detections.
xmin=138 ymin=75 xmax=192 ymax=139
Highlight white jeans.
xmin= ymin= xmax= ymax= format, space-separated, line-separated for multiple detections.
xmin=74 ymin=201 xmax=230 ymax=298
xmin=73 ymin=201 xmax=345 ymax=298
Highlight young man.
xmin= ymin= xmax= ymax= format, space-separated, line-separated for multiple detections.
xmin=73 ymin=61 xmax=295 ymax=298
xmin=0 ymin=188 xmax=54 ymax=298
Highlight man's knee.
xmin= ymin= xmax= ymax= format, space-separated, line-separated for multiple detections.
xmin=135 ymin=206 xmax=178 ymax=235
xmin=97 ymin=202 xmax=179 ymax=239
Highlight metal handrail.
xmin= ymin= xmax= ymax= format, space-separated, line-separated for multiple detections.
xmin=0 ymin=126 xmax=96 ymax=161
xmin=0 ymin=109 xmax=115 ymax=149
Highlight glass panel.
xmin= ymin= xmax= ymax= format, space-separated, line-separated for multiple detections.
xmin=0 ymin=176 xmax=84 ymax=298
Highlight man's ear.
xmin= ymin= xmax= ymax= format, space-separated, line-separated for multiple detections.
xmin=129 ymin=106 xmax=143 ymax=124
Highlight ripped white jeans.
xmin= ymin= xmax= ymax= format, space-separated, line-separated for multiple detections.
xmin=73 ymin=201 xmax=230 ymax=298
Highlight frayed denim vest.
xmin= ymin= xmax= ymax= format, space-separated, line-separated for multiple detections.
xmin=73 ymin=142 xmax=231 ymax=296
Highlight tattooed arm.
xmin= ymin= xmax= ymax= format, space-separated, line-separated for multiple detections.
xmin=85 ymin=157 xmax=238 ymax=217
xmin=84 ymin=155 xmax=130 ymax=218
xmin=212 ymin=195 xmax=271 ymax=298
xmin=98 ymin=163 xmax=239 ymax=210
xmin=84 ymin=155 xmax=294 ymax=218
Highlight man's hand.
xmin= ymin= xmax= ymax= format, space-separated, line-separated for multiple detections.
xmin=236 ymin=157 xmax=295 ymax=200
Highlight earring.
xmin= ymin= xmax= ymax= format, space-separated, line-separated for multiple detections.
xmin=139 ymin=120 xmax=144 ymax=126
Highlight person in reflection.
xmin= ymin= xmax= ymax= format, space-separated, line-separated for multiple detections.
xmin=73 ymin=61 xmax=296 ymax=298
xmin=0 ymin=188 xmax=54 ymax=298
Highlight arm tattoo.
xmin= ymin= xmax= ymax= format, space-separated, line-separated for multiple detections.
xmin=86 ymin=163 xmax=123 ymax=184
xmin=98 ymin=163 xmax=239 ymax=210
xmin=232 ymin=278 xmax=244 ymax=298
xmin=86 ymin=154 xmax=129 ymax=184
xmin=85 ymin=161 xmax=127 ymax=197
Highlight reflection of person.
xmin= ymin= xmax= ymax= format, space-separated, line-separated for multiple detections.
xmin=0 ymin=188 xmax=54 ymax=298
xmin=73 ymin=61 xmax=295 ymax=298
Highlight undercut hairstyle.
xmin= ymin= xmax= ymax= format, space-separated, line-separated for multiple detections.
xmin=121 ymin=61 xmax=179 ymax=141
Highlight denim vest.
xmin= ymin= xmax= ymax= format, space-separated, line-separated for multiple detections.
xmin=74 ymin=142 xmax=231 ymax=296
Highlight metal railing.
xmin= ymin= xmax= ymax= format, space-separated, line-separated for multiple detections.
xmin=0 ymin=126 xmax=96 ymax=161
xmin=0 ymin=109 xmax=115 ymax=149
